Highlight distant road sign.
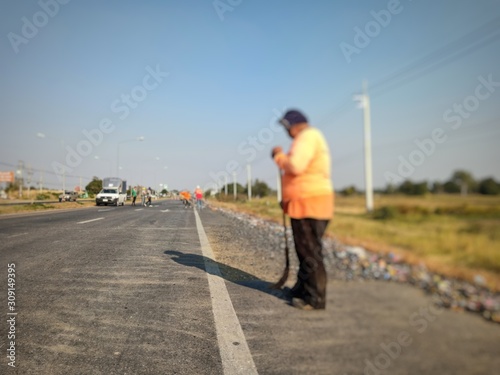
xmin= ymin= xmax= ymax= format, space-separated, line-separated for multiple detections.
xmin=0 ymin=171 xmax=14 ymax=183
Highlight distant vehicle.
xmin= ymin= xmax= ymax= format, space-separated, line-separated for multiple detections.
xmin=59 ymin=191 xmax=78 ymax=202
xmin=95 ymin=177 xmax=127 ymax=206
xmin=95 ymin=187 xmax=125 ymax=206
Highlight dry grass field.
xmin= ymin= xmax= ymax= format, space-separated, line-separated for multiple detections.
xmin=209 ymin=194 xmax=500 ymax=291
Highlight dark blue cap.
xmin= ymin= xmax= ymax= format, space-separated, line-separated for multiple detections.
xmin=279 ymin=109 xmax=308 ymax=129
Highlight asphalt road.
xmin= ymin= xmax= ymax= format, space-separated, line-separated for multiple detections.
xmin=0 ymin=200 xmax=499 ymax=375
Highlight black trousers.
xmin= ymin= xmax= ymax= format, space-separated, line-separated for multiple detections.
xmin=290 ymin=218 xmax=329 ymax=309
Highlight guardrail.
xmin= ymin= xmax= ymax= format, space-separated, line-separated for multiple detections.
xmin=0 ymin=199 xmax=94 ymax=206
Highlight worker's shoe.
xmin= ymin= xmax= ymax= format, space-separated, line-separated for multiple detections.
xmin=291 ymin=298 xmax=315 ymax=311
xmin=283 ymin=285 xmax=305 ymax=299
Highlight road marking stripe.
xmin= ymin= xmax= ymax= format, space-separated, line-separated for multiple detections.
xmin=7 ymin=232 xmax=28 ymax=238
xmin=77 ymin=218 xmax=104 ymax=224
xmin=97 ymin=209 xmax=113 ymax=212
xmin=123 ymin=227 xmax=192 ymax=230
xmin=134 ymin=208 xmax=144 ymax=211
xmin=194 ymin=209 xmax=258 ymax=375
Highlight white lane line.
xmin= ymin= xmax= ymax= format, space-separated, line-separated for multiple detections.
xmin=120 ymin=227 xmax=192 ymax=231
xmin=77 ymin=218 xmax=104 ymax=224
xmin=135 ymin=208 xmax=144 ymax=211
xmin=97 ymin=209 xmax=113 ymax=212
xmin=7 ymin=232 xmax=29 ymax=238
xmin=194 ymin=209 xmax=258 ymax=375
xmin=161 ymin=209 xmax=170 ymax=212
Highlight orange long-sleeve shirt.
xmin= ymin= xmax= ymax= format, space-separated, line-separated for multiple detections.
xmin=274 ymin=127 xmax=334 ymax=220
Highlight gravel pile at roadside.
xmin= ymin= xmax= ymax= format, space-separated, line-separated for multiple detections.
xmin=211 ymin=205 xmax=500 ymax=324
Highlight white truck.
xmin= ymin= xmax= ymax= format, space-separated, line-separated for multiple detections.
xmin=59 ymin=190 xmax=78 ymax=202
xmin=95 ymin=177 xmax=127 ymax=206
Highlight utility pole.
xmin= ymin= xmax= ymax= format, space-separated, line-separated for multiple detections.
xmin=247 ymin=164 xmax=252 ymax=201
xmin=39 ymin=171 xmax=43 ymax=193
xmin=233 ymin=172 xmax=236 ymax=200
xmin=17 ymin=160 xmax=24 ymax=198
xmin=26 ymin=165 xmax=33 ymax=198
xmin=354 ymin=81 xmax=374 ymax=213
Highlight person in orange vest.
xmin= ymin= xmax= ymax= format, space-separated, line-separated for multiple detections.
xmin=272 ymin=109 xmax=334 ymax=310
xmin=194 ymin=186 xmax=203 ymax=210
xmin=180 ymin=190 xmax=191 ymax=208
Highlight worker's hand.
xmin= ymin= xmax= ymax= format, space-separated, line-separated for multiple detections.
xmin=272 ymin=146 xmax=283 ymax=158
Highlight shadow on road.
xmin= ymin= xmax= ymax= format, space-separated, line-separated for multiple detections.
xmin=164 ymin=250 xmax=289 ymax=302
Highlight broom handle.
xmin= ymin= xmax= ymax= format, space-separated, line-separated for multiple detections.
xmin=283 ymin=210 xmax=290 ymax=267
xmin=279 ymin=170 xmax=290 ymax=268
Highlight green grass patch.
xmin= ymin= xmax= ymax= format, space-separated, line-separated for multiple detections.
xmin=20 ymin=203 xmax=55 ymax=211
xmin=0 ymin=203 xmax=56 ymax=214
xmin=36 ymin=193 xmax=52 ymax=200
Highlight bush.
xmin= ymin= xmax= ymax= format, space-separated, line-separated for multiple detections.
xmin=5 ymin=182 xmax=20 ymax=193
xmin=478 ymin=178 xmax=500 ymax=195
xmin=250 ymin=179 xmax=272 ymax=197
xmin=398 ymin=180 xmax=428 ymax=195
xmin=86 ymin=177 xmax=102 ymax=195
xmin=397 ymin=205 xmax=431 ymax=215
xmin=36 ymin=193 xmax=51 ymax=200
xmin=443 ymin=181 xmax=460 ymax=194
xmin=339 ymin=185 xmax=358 ymax=196
xmin=372 ymin=206 xmax=398 ymax=220
xmin=213 ymin=193 xmax=248 ymax=202
xmin=373 ymin=205 xmax=432 ymax=220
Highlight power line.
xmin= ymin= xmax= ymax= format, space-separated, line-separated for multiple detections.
xmin=371 ymin=32 xmax=500 ymax=97
xmin=332 ymin=117 xmax=500 ymax=166
xmin=320 ymin=16 xmax=500 ymax=123
xmin=370 ymin=16 xmax=500 ymax=94
xmin=0 ymin=161 xmax=93 ymax=180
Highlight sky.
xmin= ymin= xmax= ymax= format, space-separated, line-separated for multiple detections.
xmin=1 ymin=0 xmax=499 ymax=193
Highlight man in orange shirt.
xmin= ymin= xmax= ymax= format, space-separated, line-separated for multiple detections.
xmin=272 ymin=109 xmax=334 ymax=310
xmin=180 ymin=190 xmax=191 ymax=208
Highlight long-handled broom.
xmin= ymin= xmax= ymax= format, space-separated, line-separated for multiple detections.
xmin=271 ymin=210 xmax=290 ymax=289
xmin=271 ymin=172 xmax=290 ymax=289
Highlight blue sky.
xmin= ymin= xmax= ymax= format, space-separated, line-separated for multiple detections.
xmin=1 ymin=0 xmax=499 ymax=193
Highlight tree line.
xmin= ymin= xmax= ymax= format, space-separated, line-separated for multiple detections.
xmin=340 ymin=170 xmax=500 ymax=196
xmin=85 ymin=177 xmax=274 ymax=198
xmin=84 ymin=170 xmax=499 ymax=199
